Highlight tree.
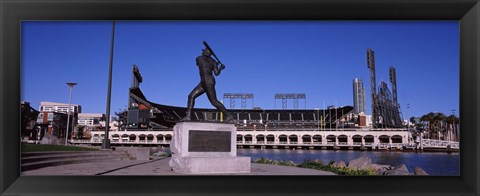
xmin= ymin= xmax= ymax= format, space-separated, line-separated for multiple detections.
xmin=432 ymin=113 xmax=446 ymax=140
xmin=420 ymin=112 xmax=435 ymax=139
xmin=420 ymin=112 xmax=447 ymax=140
xmin=445 ymin=114 xmax=459 ymax=141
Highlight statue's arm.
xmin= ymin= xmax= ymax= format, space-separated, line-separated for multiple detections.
xmin=213 ymin=62 xmax=222 ymax=76
xmin=197 ymin=56 xmax=224 ymax=76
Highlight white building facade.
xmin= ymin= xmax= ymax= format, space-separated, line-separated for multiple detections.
xmin=39 ymin=101 xmax=81 ymax=114
xmin=78 ymin=113 xmax=105 ymax=126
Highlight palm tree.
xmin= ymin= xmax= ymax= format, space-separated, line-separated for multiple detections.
xmin=420 ymin=112 xmax=435 ymax=139
xmin=433 ymin=113 xmax=446 ymax=140
xmin=420 ymin=112 xmax=448 ymax=140
xmin=446 ymin=114 xmax=459 ymax=141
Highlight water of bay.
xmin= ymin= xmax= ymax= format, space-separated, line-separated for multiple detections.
xmin=237 ymin=148 xmax=460 ymax=176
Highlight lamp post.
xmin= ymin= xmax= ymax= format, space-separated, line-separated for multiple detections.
xmin=65 ymin=82 xmax=77 ymax=146
xmin=406 ymin=103 xmax=410 ymax=126
xmin=102 ymin=21 xmax=115 ymax=149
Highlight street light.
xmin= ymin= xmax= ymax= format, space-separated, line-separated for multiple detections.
xmin=406 ymin=103 xmax=410 ymax=121
xmin=65 ymin=82 xmax=77 ymax=146
xmin=102 ymin=21 xmax=116 ymax=149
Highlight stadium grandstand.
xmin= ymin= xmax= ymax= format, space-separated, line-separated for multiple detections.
xmin=72 ymin=64 xmax=417 ymax=151
xmin=116 ymin=65 xmax=356 ymax=131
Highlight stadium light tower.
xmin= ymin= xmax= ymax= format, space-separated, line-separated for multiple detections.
xmin=367 ymin=48 xmax=378 ymax=128
xmin=65 ymin=82 xmax=77 ymax=146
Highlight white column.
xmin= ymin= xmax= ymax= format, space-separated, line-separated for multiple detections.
xmin=374 ymin=136 xmax=379 ymax=146
xmin=348 ymin=135 xmax=353 ymax=145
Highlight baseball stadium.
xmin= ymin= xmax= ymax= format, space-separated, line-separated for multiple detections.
xmin=80 ymin=68 xmax=411 ymax=151
xmin=73 ymin=49 xmax=458 ymax=151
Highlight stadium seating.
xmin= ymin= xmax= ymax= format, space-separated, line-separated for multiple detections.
xmin=291 ymin=113 xmax=303 ymax=121
xmin=123 ymin=87 xmax=354 ymax=130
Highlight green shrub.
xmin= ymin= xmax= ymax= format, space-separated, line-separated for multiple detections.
xmin=298 ymin=160 xmax=377 ymax=176
xmin=254 ymin=157 xmax=297 ymax=167
xmin=163 ymin=151 xmax=172 ymax=157
xmin=254 ymin=158 xmax=377 ymax=176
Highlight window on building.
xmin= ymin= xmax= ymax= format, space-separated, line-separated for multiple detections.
xmin=37 ymin=113 xmax=44 ymax=123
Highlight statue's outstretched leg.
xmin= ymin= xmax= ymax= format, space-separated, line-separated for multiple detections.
xmin=180 ymin=83 xmax=204 ymax=121
xmin=204 ymin=85 xmax=234 ymax=122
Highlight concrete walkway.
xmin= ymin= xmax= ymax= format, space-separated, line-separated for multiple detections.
xmin=22 ymin=157 xmax=336 ymax=176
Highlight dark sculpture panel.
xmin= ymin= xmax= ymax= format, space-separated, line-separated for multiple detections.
xmin=188 ymin=130 xmax=231 ymax=152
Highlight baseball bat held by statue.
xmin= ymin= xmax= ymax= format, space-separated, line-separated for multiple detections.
xmin=203 ymin=41 xmax=223 ymax=65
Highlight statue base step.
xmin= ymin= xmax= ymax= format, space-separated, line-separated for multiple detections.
xmin=170 ymin=156 xmax=251 ymax=174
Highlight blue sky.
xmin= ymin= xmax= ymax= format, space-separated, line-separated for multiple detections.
xmin=21 ymin=21 xmax=459 ymax=119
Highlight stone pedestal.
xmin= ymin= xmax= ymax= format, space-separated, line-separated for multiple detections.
xmin=169 ymin=122 xmax=251 ymax=174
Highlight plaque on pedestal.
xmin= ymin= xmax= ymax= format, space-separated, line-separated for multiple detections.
xmin=169 ymin=121 xmax=251 ymax=174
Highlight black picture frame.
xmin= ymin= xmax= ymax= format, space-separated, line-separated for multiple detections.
xmin=1 ymin=0 xmax=479 ymax=195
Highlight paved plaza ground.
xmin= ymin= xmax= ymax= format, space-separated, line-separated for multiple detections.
xmin=22 ymin=157 xmax=336 ymax=176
